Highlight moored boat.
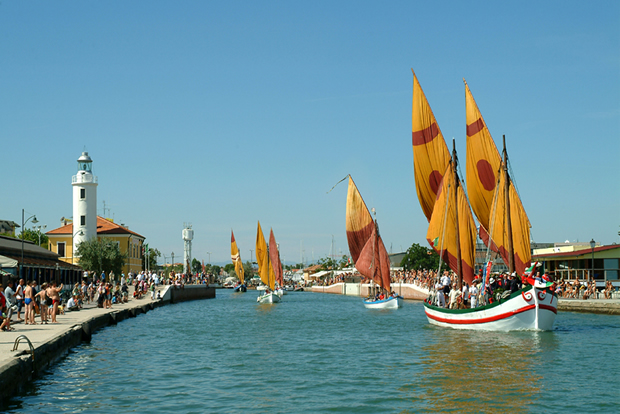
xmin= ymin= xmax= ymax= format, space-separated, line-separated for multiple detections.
xmin=255 ymin=221 xmax=281 ymax=304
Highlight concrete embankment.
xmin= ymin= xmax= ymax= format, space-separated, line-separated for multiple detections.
xmin=557 ymin=298 xmax=620 ymax=315
xmin=311 ymin=282 xmax=428 ymax=300
xmin=0 ymin=284 xmax=215 ymax=404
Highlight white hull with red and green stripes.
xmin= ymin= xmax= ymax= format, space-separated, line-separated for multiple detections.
xmin=423 ymin=286 xmax=557 ymax=331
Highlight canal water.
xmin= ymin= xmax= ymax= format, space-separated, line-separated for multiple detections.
xmin=5 ymin=289 xmax=619 ymax=413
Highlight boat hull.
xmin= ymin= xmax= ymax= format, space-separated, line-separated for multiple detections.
xmin=363 ymin=296 xmax=403 ymax=309
xmin=233 ymin=284 xmax=247 ymax=292
xmin=257 ymin=292 xmax=281 ymax=304
xmin=423 ymin=286 xmax=557 ymax=331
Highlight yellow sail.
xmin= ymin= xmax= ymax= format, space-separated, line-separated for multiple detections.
xmin=231 ymin=230 xmax=244 ymax=284
xmin=256 ymin=221 xmax=274 ymax=290
xmin=464 ymin=80 xmax=502 ymax=233
xmin=426 ymin=162 xmax=477 ymax=284
xmin=488 ymin=163 xmax=532 ymax=275
xmin=412 ymin=70 xmax=451 ymax=221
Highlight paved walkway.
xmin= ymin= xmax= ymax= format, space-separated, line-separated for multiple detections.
xmin=1 ymin=291 xmax=159 ymax=367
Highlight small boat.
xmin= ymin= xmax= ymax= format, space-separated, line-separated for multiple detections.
xmin=255 ymin=221 xmax=281 ymax=304
xmin=293 ymin=286 xmax=304 ymax=292
xmin=344 ymin=176 xmax=401 ymax=309
xmin=410 ymin=71 xmax=557 ymax=330
xmin=257 ymin=289 xmax=282 ymax=304
xmin=256 ymin=284 xmax=268 ymax=291
xmin=230 ymin=230 xmax=247 ymax=293
xmin=363 ymin=294 xmax=403 ymax=310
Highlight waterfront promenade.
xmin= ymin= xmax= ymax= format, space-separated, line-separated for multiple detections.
xmin=0 ymin=284 xmax=215 ymax=403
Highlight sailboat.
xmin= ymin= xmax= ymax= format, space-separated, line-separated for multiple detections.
xmin=256 ymin=221 xmax=281 ymax=304
xmin=411 ymin=71 xmax=557 ymax=330
xmin=345 ymin=176 xmax=402 ymax=309
xmin=269 ymin=229 xmax=286 ymax=297
xmin=231 ymin=230 xmax=247 ymax=292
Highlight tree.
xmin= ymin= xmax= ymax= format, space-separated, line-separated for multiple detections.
xmin=211 ymin=265 xmax=221 ymax=279
xmin=243 ymin=261 xmax=254 ymax=280
xmin=75 ymin=237 xmax=127 ymax=276
xmin=317 ymin=256 xmax=336 ymax=271
xmin=191 ymin=258 xmax=202 ymax=274
xmin=400 ymin=242 xmax=439 ymax=271
xmin=19 ymin=228 xmax=49 ymax=249
xmin=224 ymin=263 xmax=235 ymax=275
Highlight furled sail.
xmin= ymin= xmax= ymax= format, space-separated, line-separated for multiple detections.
xmin=269 ymin=229 xmax=283 ymax=287
xmin=256 ymin=221 xmax=275 ymax=290
xmin=426 ymin=161 xmax=477 ymax=284
xmin=487 ymin=162 xmax=532 ymax=276
xmin=231 ymin=230 xmax=245 ymax=284
xmin=412 ymin=70 xmax=451 ymax=221
xmin=345 ymin=176 xmax=391 ymax=291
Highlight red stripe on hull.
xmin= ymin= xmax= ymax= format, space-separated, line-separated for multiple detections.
xmin=426 ymin=304 xmax=536 ymax=325
xmin=539 ymin=304 xmax=558 ymax=314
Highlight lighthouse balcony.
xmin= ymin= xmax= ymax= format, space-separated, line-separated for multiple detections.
xmin=72 ymin=174 xmax=98 ymax=184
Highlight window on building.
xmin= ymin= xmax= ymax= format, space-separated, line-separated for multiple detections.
xmin=58 ymin=242 xmax=66 ymax=257
xmin=80 ymin=188 xmax=85 ymax=199
xmin=81 ymin=215 xmax=86 ymax=226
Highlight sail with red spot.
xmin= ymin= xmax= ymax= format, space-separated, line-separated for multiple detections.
xmin=426 ymin=161 xmax=477 ymax=285
xmin=345 ymin=176 xmax=391 ymax=291
xmin=465 ymin=80 xmax=531 ymax=274
xmin=411 ymin=70 xmax=451 ymax=221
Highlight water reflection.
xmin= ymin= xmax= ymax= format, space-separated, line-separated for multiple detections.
xmin=401 ymin=327 xmax=559 ymax=413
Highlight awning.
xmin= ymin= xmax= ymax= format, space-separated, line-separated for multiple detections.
xmin=0 ymin=255 xmax=18 ymax=268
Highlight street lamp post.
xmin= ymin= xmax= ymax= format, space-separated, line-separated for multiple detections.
xmin=20 ymin=209 xmax=38 ymax=279
xmin=250 ymin=249 xmax=254 ymax=263
xmin=207 ymin=251 xmax=211 ymax=264
xmin=33 ymin=224 xmax=47 ymax=246
xmin=590 ymin=239 xmax=596 ymax=281
xmin=171 ymin=252 xmax=175 ymax=272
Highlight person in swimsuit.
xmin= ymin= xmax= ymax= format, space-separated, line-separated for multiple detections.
xmin=35 ymin=283 xmax=49 ymax=324
xmin=48 ymin=282 xmax=63 ymax=323
xmin=24 ymin=281 xmax=35 ymax=325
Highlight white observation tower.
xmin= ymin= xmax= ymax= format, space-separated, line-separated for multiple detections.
xmin=183 ymin=223 xmax=193 ymax=274
xmin=72 ymin=152 xmax=98 ymax=255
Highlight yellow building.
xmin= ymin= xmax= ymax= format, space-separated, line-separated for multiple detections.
xmin=47 ymin=216 xmax=146 ymax=275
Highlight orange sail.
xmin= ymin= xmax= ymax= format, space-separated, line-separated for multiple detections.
xmin=426 ymin=162 xmax=477 ymax=284
xmin=464 ymin=80 xmax=502 ymax=234
xmin=231 ymin=230 xmax=245 ymax=284
xmin=345 ymin=176 xmax=391 ymax=291
xmin=412 ymin=70 xmax=451 ymax=221
xmin=256 ymin=221 xmax=274 ymax=290
xmin=269 ymin=229 xmax=283 ymax=287
xmin=487 ymin=162 xmax=532 ymax=276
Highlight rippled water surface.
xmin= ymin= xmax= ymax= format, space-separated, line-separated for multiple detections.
xmin=6 ymin=289 xmax=620 ymax=413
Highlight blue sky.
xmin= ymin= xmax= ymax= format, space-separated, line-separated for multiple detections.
xmin=1 ymin=0 xmax=618 ymax=265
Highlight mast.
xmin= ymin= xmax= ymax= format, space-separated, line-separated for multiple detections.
xmin=502 ymin=135 xmax=515 ymax=273
xmin=452 ymin=139 xmax=463 ymax=290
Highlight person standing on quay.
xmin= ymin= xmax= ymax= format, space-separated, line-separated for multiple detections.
xmin=48 ymin=282 xmax=63 ymax=323
xmin=24 ymin=280 xmax=35 ymax=325
xmin=15 ymin=279 xmax=25 ymax=321
xmin=35 ymin=283 xmax=49 ymax=324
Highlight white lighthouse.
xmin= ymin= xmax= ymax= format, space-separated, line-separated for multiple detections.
xmin=72 ymin=152 xmax=98 ymax=253
xmin=183 ymin=223 xmax=193 ymax=274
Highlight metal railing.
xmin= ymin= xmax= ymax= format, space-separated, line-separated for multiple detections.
xmin=12 ymin=335 xmax=35 ymax=372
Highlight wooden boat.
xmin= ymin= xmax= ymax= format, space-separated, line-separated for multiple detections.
xmin=344 ymin=176 xmax=402 ymax=309
xmin=411 ymin=71 xmax=557 ymax=330
xmin=256 ymin=221 xmax=281 ymax=304
xmin=269 ymin=229 xmax=286 ymax=297
xmin=231 ymin=230 xmax=247 ymax=292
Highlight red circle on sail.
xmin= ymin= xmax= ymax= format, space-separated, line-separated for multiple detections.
xmin=429 ymin=170 xmax=443 ymax=196
xmin=477 ymin=160 xmax=496 ymax=191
